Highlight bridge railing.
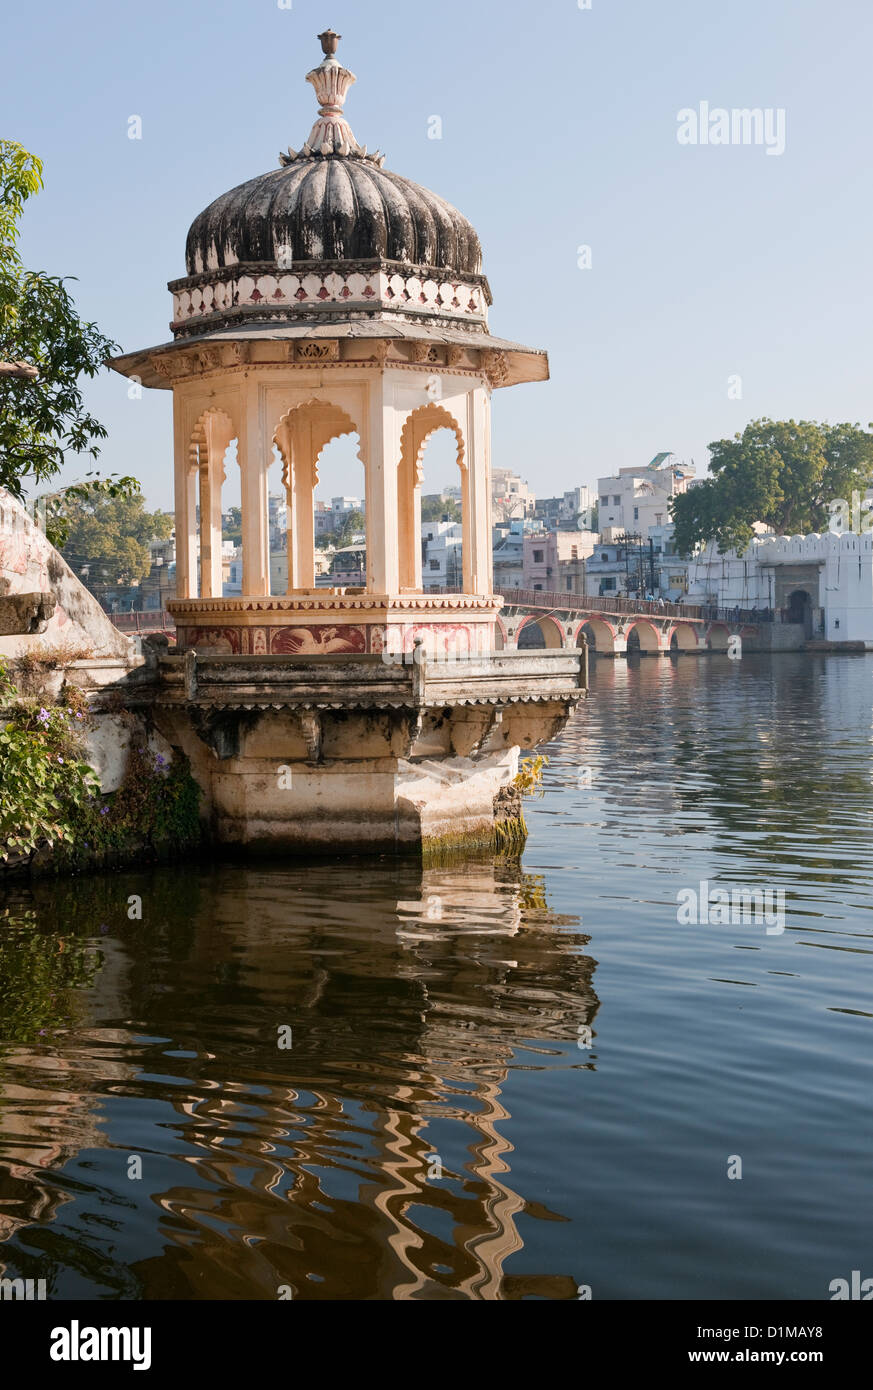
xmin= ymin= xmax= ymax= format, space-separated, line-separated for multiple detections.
xmin=426 ymin=586 xmax=778 ymax=625
xmin=496 ymin=588 xmax=703 ymax=621
xmin=109 ymin=610 xmax=176 ymax=634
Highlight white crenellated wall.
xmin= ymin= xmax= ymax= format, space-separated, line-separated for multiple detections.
xmin=686 ymin=532 xmax=873 ymax=645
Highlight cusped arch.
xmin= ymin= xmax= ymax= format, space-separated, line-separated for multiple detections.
xmin=399 ymin=402 xmax=466 ymax=484
xmin=189 ymin=407 xmax=235 ymax=483
xmin=273 ymin=398 xmax=362 ymax=489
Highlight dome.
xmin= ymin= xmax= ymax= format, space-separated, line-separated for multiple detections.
xmin=185 ymin=158 xmax=482 ymax=279
xmin=111 ymin=31 xmax=548 ymax=389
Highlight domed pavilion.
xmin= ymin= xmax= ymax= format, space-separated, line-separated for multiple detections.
xmin=112 ymin=29 xmax=548 ymax=657
xmin=110 ymin=31 xmax=584 ymax=854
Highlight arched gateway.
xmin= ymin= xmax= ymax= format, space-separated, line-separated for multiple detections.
xmin=109 ymin=31 xmax=585 ymax=851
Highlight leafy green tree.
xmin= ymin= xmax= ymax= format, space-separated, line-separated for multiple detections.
xmin=421 ymin=494 xmax=462 ymax=524
xmin=0 ymin=141 xmax=119 ymax=497
xmin=223 ymin=505 xmax=242 ymax=545
xmin=335 ymin=507 xmax=365 ymax=547
xmin=670 ymin=419 xmax=873 ymax=555
xmin=59 ymin=487 xmax=172 ymax=586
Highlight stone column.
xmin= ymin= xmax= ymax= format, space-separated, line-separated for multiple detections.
xmin=291 ymin=426 xmax=316 ymax=591
xmin=172 ymin=392 xmax=197 ymax=599
xmin=240 ymin=382 xmax=269 ymax=597
xmin=365 ymin=374 xmax=400 ymax=595
xmin=198 ymin=412 xmax=231 ymax=599
xmin=398 ymin=420 xmax=423 ymax=592
xmin=465 ymin=387 xmax=492 ymax=595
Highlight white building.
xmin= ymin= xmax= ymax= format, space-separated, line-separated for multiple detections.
xmin=686 ymin=531 xmax=873 ymax=645
xmin=423 ymin=520 xmax=464 ymax=588
xmin=597 ymin=454 xmax=695 ymax=534
xmin=491 ymin=467 xmax=534 ymax=523
xmin=492 ymin=520 xmax=528 ymax=589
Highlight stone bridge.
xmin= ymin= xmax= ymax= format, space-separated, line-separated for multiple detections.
xmin=111 ymin=592 xmax=781 ymax=658
xmin=495 ymin=588 xmax=771 ymax=657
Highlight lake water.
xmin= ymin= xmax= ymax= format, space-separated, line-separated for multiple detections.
xmin=1 ymin=652 xmax=871 ymax=1300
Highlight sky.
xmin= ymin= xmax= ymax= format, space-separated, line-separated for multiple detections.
xmin=4 ymin=0 xmax=873 ymax=511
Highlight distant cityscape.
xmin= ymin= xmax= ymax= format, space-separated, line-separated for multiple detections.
xmin=87 ymin=453 xmax=700 ymax=614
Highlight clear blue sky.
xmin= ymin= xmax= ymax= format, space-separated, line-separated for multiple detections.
xmin=5 ymin=0 xmax=873 ymax=510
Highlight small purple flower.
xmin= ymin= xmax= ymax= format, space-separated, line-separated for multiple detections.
xmin=75 ymin=712 xmax=84 ymax=720
xmin=37 ymin=708 xmax=50 ymax=723
xmin=155 ymin=755 xmax=167 ymax=769
xmin=39 ymin=1028 xmax=47 ymax=1036
xmin=57 ymin=756 xmax=64 ymax=764
xmin=100 ymin=806 xmax=109 ymax=816
xmin=99 ymin=924 xmax=109 ymax=935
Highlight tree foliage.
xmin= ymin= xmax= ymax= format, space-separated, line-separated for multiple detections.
xmin=59 ymin=486 xmax=172 ymax=586
xmin=421 ymin=494 xmax=462 ymax=524
xmin=0 ymin=141 xmax=119 ymax=497
xmin=335 ymin=507 xmax=365 ymax=547
xmin=670 ymin=419 xmax=873 ymax=555
xmin=0 ymin=662 xmax=99 ymax=862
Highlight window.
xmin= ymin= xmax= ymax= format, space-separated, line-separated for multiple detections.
xmin=533 ymin=549 xmax=544 ymax=563
xmin=602 ymin=577 xmax=616 ymax=591
xmin=566 ymin=578 xmax=573 ymax=591
xmin=613 ymin=495 xmax=621 ymax=505
xmin=601 ymin=552 xmax=609 ymax=562
xmin=633 ymin=507 xmax=639 ymax=521
xmin=534 ymin=583 xmax=543 ymax=591
xmin=429 ymin=559 xmax=440 ymax=571
xmin=655 ymin=513 xmax=663 ymax=524
xmin=599 ymin=495 xmax=608 ymax=507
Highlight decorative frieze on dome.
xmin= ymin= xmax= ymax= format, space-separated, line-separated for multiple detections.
xmin=170 ymin=264 xmax=489 ymax=335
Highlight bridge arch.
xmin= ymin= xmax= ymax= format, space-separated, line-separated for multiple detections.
xmin=625 ymin=618 xmax=661 ymax=654
xmin=493 ymin=614 xmax=508 ymax=651
xmin=668 ymin=622 xmax=699 ymax=652
xmin=575 ymin=617 xmax=617 ymax=655
xmin=517 ymin=613 xmax=564 ymax=649
xmin=706 ymin=623 xmax=731 ymax=651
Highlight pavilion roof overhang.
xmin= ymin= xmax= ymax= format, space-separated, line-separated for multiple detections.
xmin=108 ymin=320 xmax=549 ymax=392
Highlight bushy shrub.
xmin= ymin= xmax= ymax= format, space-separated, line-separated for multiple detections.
xmin=0 ymin=659 xmax=99 ymax=860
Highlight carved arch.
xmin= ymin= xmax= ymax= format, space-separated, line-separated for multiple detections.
xmin=272 ymin=400 xmax=361 ymax=594
xmin=399 ymin=403 xmax=466 ymax=485
xmin=188 ymin=408 xmax=235 ymax=599
xmin=272 ymin=399 xmax=361 ymax=490
xmin=189 ymin=408 xmax=235 ymax=483
xmin=397 ymin=403 xmax=467 ymax=592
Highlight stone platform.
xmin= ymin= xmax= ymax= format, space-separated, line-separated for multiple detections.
xmin=125 ymin=646 xmax=586 ymax=854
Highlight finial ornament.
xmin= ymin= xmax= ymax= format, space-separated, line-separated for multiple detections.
xmin=278 ymin=32 xmax=385 ymax=166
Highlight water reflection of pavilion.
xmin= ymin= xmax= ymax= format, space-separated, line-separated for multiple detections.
xmin=1 ymin=861 xmax=598 ymax=1299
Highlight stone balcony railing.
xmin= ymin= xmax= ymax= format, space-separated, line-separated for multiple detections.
xmin=133 ymin=646 xmax=587 ymax=713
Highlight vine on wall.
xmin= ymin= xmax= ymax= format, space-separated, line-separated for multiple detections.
xmin=0 ymin=658 xmax=202 ymax=872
